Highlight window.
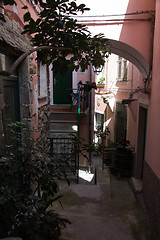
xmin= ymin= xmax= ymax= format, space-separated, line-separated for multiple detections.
xmin=94 ymin=112 xmax=104 ymax=145
xmin=37 ymin=62 xmax=47 ymax=98
xmin=95 ymin=113 xmax=104 ymax=131
xmin=117 ymin=57 xmax=128 ymax=82
xmin=96 ymin=64 xmax=106 ymax=84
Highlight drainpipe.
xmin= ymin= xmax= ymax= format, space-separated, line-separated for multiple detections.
xmin=143 ymin=13 xmax=155 ymax=92
xmin=77 ymin=81 xmax=81 ymax=184
xmin=89 ymin=64 xmax=92 ymax=172
xmin=148 ymin=13 xmax=155 ymax=84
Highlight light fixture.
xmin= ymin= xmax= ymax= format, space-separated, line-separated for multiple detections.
xmin=93 ymin=65 xmax=103 ymax=75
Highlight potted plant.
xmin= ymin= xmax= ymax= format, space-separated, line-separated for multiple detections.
xmin=97 ymin=77 xmax=105 ymax=88
xmin=114 ymin=138 xmax=133 ymax=176
xmin=84 ymin=81 xmax=97 ymax=92
xmin=98 ymin=77 xmax=105 ymax=84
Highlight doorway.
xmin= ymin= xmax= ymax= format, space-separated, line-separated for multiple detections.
xmin=114 ymin=102 xmax=127 ymax=143
xmin=135 ymin=106 xmax=147 ymax=179
xmin=53 ymin=69 xmax=72 ymax=104
xmin=3 ymin=76 xmax=20 ymax=145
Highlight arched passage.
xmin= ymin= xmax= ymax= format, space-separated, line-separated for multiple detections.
xmin=0 ymin=39 xmax=149 ymax=80
xmin=108 ymin=39 xmax=149 ymax=79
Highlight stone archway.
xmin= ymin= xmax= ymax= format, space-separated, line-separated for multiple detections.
xmin=0 ymin=39 xmax=149 ymax=80
xmin=108 ymin=38 xmax=149 ymax=79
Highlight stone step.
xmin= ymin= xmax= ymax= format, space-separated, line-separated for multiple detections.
xmin=50 ymin=112 xmax=78 ymax=121
xmin=50 ymin=122 xmax=78 ymax=132
xmin=0 ymin=238 xmax=23 ymax=240
xmin=49 ymin=131 xmax=77 ymax=137
xmin=50 ymin=120 xmax=78 ymax=124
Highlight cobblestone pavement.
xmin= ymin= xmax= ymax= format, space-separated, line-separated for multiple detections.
xmin=52 ymin=154 xmax=145 ymax=240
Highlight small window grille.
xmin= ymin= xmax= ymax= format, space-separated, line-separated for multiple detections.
xmin=117 ymin=57 xmax=128 ymax=82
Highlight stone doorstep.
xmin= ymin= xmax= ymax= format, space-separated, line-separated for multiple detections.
xmin=130 ymin=177 xmax=142 ymax=193
xmin=0 ymin=238 xmax=22 ymax=240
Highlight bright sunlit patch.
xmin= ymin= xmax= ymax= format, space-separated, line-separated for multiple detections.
xmin=79 ymin=169 xmax=94 ymax=182
xmin=72 ymin=125 xmax=78 ymax=131
xmin=105 ymin=118 xmax=111 ymax=127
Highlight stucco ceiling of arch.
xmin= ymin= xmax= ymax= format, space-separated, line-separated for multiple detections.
xmin=108 ymin=39 xmax=149 ymax=79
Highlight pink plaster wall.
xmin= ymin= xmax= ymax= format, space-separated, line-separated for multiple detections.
xmin=95 ymin=95 xmax=106 ymax=113
xmin=145 ymin=0 xmax=160 ymax=179
xmin=5 ymin=1 xmax=38 ymax=24
xmin=120 ymin=0 xmax=155 ymax=62
xmin=115 ymin=0 xmax=155 ymax=153
xmin=77 ymin=68 xmax=90 ymax=85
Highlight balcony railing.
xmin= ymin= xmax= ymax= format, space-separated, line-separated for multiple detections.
xmin=70 ymin=81 xmax=96 ymax=113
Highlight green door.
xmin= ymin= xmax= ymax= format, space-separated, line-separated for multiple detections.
xmin=53 ymin=70 xmax=72 ymax=104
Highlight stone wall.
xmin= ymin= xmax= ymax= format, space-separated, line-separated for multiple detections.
xmin=143 ymin=161 xmax=160 ymax=240
xmin=0 ymin=14 xmax=51 ymax=154
xmin=0 ymin=16 xmax=35 ymax=152
xmin=38 ymin=104 xmax=50 ymax=153
xmin=0 ymin=14 xmax=30 ymax=53
xmin=37 ymin=65 xmax=50 ymax=153
xmin=0 ymin=75 xmax=5 ymax=156
xmin=19 ymin=57 xmax=31 ymax=121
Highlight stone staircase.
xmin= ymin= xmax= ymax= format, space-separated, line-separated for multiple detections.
xmin=49 ymin=111 xmax=78 ymax=136
xmin=49 ymin=109 xmax=78 ymax=181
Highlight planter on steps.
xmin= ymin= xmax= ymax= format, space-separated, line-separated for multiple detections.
xmin=114 ymin=148 xmax=133 ymax=177
xmin=102 ymin=147 xmax=115 ymax=169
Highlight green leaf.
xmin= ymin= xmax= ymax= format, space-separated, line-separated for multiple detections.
xmin=29 ymin=19 xmax=37 ymax=33
xmin=70 ymin=1 xmax=76 ymax=8
xmin=79 ymin=4 xmax=86 ymax=8
xmin=24 ymin=12 xmax=31 ymax=22
xmin=22 ymin=5 xmax=28 ymax=10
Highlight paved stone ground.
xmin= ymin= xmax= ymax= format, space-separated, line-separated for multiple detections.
xmin=51 ymin=155 xmax=145 ymax=240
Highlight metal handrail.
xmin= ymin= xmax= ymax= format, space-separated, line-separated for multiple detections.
xmin=70 ymin=84 xmax=91 ymax=114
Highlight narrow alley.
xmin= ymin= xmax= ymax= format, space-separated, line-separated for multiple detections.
xmin=52 ymin=154 xmax=146 ymax=240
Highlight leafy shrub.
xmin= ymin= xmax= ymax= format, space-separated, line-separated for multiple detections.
xmin=0 ymin=122 xmax=70 ymax=240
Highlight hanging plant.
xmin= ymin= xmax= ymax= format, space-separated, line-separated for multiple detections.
xmin=84 ymin=82 xmax=97 ymax=92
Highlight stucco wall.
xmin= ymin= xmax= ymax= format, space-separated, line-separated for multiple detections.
xmin=120 ymin=0 xmax=155 ymax=62
xmin=143 ymin=161 xmax=160 ymax=240
xmin=139 ymin=1 xmax=160 ymax=239
xmin=145 ymin=0 xmax=160 ymax=179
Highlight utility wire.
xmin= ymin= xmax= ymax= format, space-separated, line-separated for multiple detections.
xmin=72 ymin=10 xmax=155 ymax=18
xmin=78 ymin=18 xmax=152 ymax=23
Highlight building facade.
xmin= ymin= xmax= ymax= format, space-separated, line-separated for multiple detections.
xmin=93 ymin=0 xmax=160 ymax=239
xmin=0 ymin=0 xmax=95 ymax=170
xmin=1 ymin=0 xmax=160 ymax=239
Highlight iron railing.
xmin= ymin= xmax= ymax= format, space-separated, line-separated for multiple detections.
xmin=48 ymin=134 xmax=78 ymax=181
xmin=70 ymin=83 xmax=91 ymax=113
